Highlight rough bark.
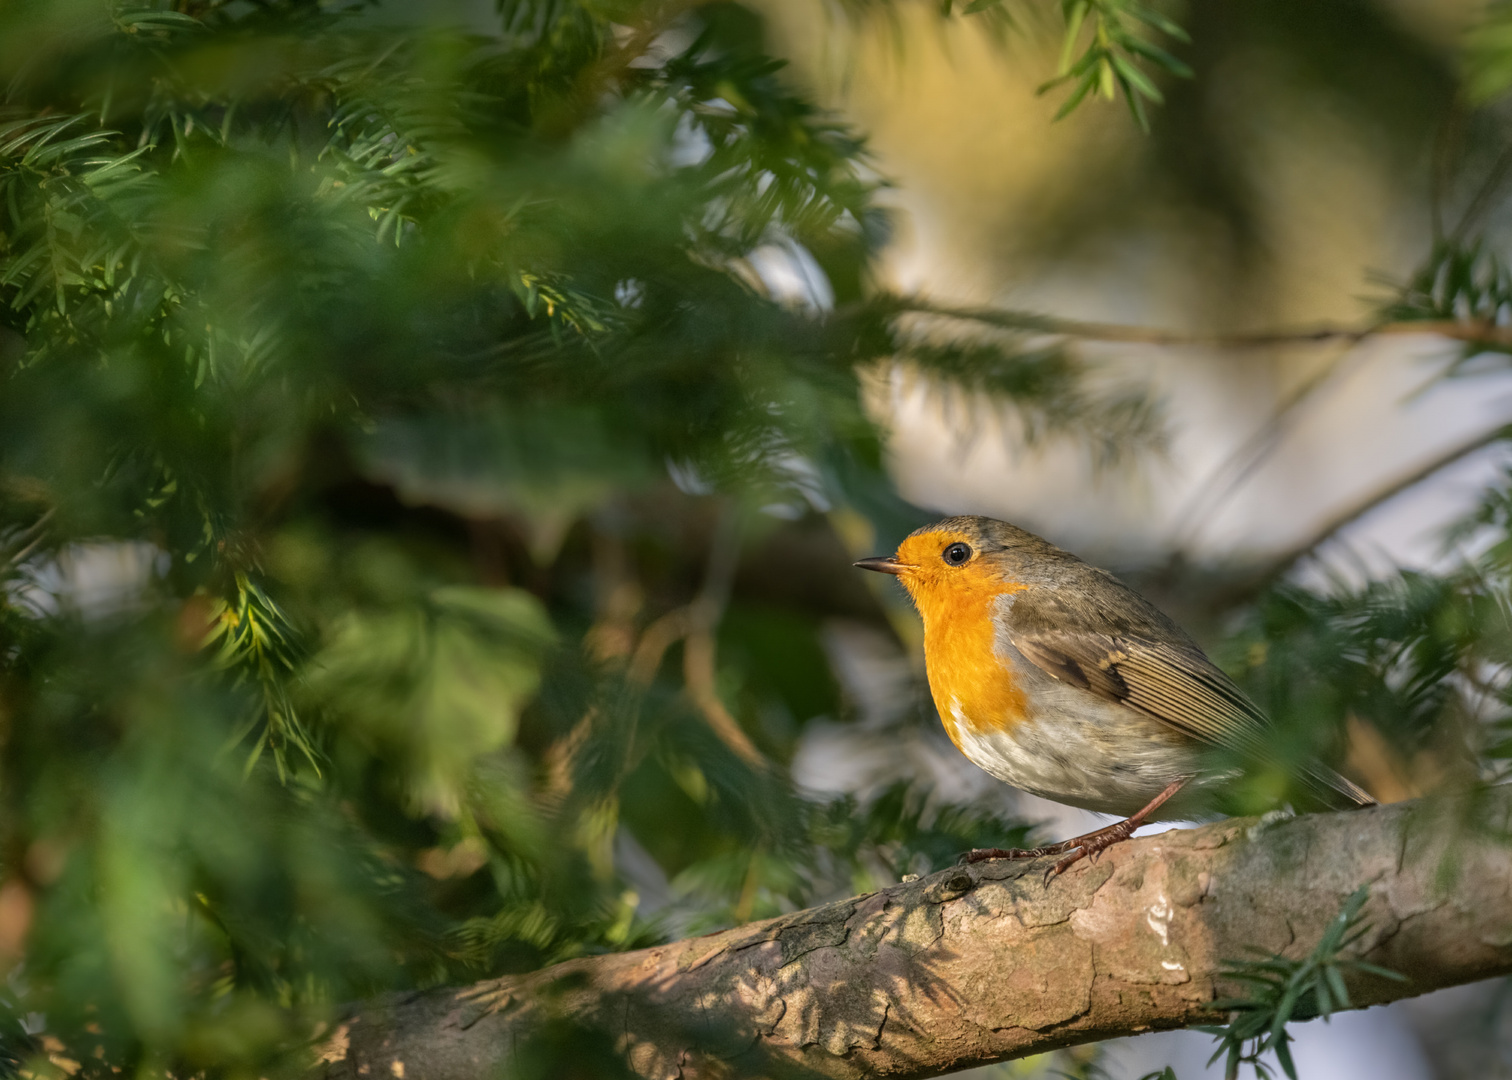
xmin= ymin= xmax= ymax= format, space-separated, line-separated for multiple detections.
xmin=319 ymin=791 xmax=1512 ymax=1080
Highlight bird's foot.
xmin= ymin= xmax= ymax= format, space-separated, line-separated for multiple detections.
xmin=968 ymin=776 xmax=1195 ymax=882
xmin=1046 ymin=818 xmax=1142 ymax=879
xmin=959 ymin=826 xmax=1138 ymax=882
xmin=959 ymin=840 xmax=1077 ymax=864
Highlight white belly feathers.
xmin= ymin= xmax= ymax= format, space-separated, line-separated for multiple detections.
xmin=946 ymin=620 xmax=1206 ymax=819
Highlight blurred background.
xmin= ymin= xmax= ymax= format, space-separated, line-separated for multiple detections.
xmin=763 ymin=2 xmax=1512 ymax=1074
xmin=3 ymin=1 xmax=1512 ymax=1078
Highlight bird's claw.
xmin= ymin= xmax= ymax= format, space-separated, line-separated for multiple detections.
xmin=1050 ymin=849 xmax=1083 ymax=880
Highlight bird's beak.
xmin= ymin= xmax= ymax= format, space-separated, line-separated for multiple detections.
xmin=854 ymin=556 xmax=908 ymax=576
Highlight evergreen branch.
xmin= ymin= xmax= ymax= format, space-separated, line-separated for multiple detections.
xmin=1029 ymin=0 xmax=1191 ymax=131
xmin=1200 ymin=886 xmax=1406 ymax=1080
xmin=203 ymin=572 xmax=319 ymax=779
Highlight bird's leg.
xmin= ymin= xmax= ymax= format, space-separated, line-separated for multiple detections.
xmin=960 ymin=776 xmax=1191 ymax=874
xmin=1048 ymin=776 xmax=1191 ymax=878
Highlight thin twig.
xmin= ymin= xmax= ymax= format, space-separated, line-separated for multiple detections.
xmin=621 ymin=507 xmax=765 ymax=767
xmin=890 ymin=297 xmax=1512 ymax=556
xmin=628 ymin=608 xmax=690 ymax=686
xmin=1430 ymin=105 xmax=1463 ymax=245
xmin=1263 ymin=423 xmax=1511 ymax=580
xmin=1 ymin=507 xmax=54 ymax=571
xmin=542 ymin=709 xmax=595 ymax=802
xmin=683 ymin=628 xmax=763 ymax=766
xmin=584 ymin=530 xmax=643 ymax=664
xmin=1168 ymin=339 xmax=1363 ymax=553
xmin=1454 ymin=139 xmax=1512 ymax=244
xmin=682 ymin=507 xmax=764 ymax=766
xmin=885 ymin=296 xmax=1512 ymax=349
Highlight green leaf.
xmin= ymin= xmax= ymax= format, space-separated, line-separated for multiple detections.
xmin=1123 ymin=36 xmax=1194 ymax=79
xmin=1352 ymin=961 xmax=1410 ymax=981
xmin=1118 ymin=52 xmax=1161 ymax=99
xmin=1274 ymin=1035 xmax=1297 ymax=1080
xmin=1051 ymin=66 xmax=1102 ymax=119
xmin=1125 ymin=2 xmax=1191 ymax=42
xmin=1059 ymin=0 xmax=1090 ymax=74
xmin=1121 ymin=73 xmax=1152 ymax=130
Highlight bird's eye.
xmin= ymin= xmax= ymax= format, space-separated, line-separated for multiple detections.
xmin=942 ymin=542 xmax=972 ymax=566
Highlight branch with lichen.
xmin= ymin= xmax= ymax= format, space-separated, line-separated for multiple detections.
xmin=316 ymin=789 xmax=1512 ymax=1080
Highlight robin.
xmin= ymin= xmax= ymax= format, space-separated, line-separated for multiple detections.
xmin=855 ymin=515 xmax=1374 ymax=876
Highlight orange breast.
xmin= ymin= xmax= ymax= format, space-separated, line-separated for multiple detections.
xmin=912 ymin=580 xmax=1028 ymax=751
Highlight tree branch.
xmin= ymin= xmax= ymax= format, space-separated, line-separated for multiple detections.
xmin=1261 ymin=422 xmax=1512 ymax=579
xmin=317 ymin=791 xmax=1512 ymax=1080
xmin=888 ymin=296 xmax=1512 ymax=350
xmin=1185 ymin=421 xmax=1512 ymax=615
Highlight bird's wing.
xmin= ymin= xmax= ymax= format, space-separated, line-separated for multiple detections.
xmin=1009 ymin=623 xmax=1374 ymax=808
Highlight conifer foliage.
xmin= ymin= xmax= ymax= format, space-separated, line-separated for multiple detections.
xmin=0 ymin=1 xmax=1095 ymax=1073
xmin=6 ymin=1 xmax=1512 ymax=1078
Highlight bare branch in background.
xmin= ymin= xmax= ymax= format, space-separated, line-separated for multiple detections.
xmin=0 ymin=507 xmax=53 ymax=572
xmin=886 ymin=297 xmax=1512 ymax=350
xmin=616 ymin=508 xmax=764 ymax=765
xmin=1264 ymin=424 xmax=1512 ymax=579
xmin=1165 ymin=339 xmax=1364 ymax=554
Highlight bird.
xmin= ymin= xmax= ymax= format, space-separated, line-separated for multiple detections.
xmin=854 ymin=515 xmax=1374 ymax=876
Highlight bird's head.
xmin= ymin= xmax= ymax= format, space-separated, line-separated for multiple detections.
xmin=855 ymin=515 xmax=1061 ymax=620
